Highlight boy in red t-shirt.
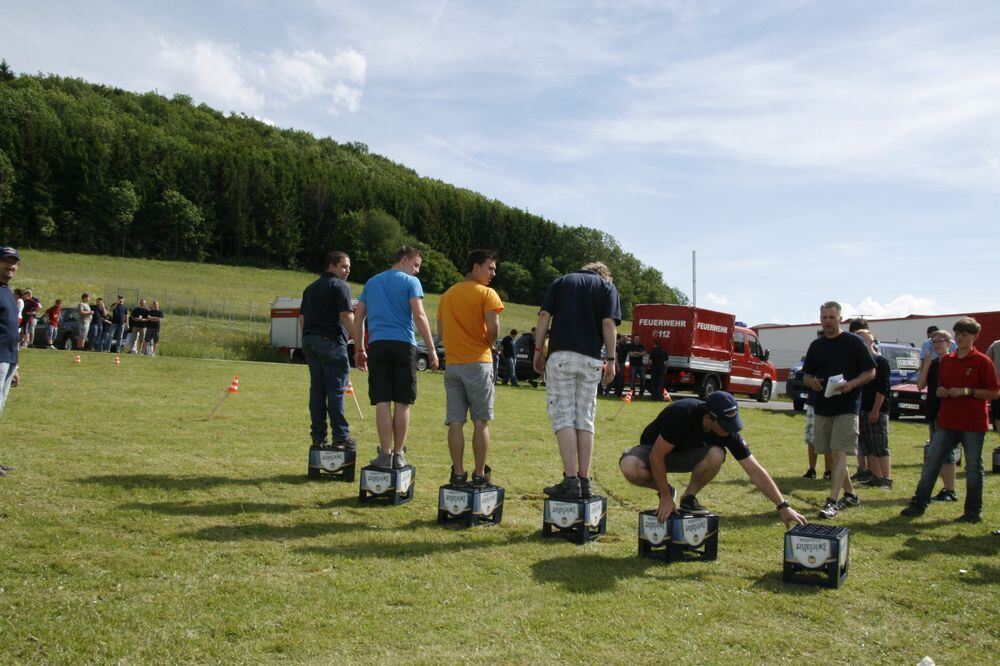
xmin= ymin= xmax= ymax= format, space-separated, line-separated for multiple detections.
xmin=44 ymin=299 xmax=62 ymax=348
xmin=902 ymin=317 xmax=1000 ymax=523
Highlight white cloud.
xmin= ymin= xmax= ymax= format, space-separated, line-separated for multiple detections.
xmin=157 ymin=40 xmax=365 ymax=116
xmin=705 ymin=292 xmax=729 ymax=307
xmin=840 ymin=295 xmax=943 ymax=320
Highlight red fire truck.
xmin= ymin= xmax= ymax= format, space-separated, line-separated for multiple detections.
xmin=630 ymin=304 xmax=777 ymax=402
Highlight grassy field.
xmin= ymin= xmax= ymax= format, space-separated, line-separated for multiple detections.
xmin=1 ymin=349 xmax=997 ymax=664
xmin=13 ymin=250 xmax=552 ymax=361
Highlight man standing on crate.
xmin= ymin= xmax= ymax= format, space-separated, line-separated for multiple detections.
xmin=0 ymin=247 xmax=22 ymax=477
xmin=533 ymin=261 xmax=620 ymax=500
xmin=437 ymin=249 xmax=504 ymax=487
xmin=301 ymin=251 xmax=357 ymax=452
xmin=901 ymin=317 xmax=1000 ymax=523
xmin=620 ymin=392 xmax=808 ymax=526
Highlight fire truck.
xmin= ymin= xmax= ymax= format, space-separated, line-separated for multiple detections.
xmin=630 ymin=304 xmax=777 ymax=401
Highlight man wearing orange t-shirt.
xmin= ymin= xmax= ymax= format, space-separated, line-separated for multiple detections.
xmin=437 ymin=249 xmax=504 ymax=487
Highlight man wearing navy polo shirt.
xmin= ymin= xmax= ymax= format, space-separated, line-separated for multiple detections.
xmin=0 ymin=246 xmax=22 ymax=477
xmin=533 ymin=261 xmax=620 ymax=499
xmin=301 ymin=251 xmax=356 ymax=450
xmin=620 ymin=393 xmax=807 ymax=526
xmin=354 ymin=247 xmax=438 ymax=469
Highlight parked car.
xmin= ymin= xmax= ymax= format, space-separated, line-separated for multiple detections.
xmin=416 ymin=335 xmax=445 ymax=371
xmin=495 ymin=340 xmax=540 ymax=384
xmin=32 ymin=308 xmax=83 ymax=350
xmin=889 ymin=382 xmax=928 ymax=420
xmin=785 ymin=358 xmax=808 ymax=411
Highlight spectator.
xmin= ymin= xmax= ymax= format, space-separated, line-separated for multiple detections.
xmin=144 ymin=300 xmax=164 ymax=356
xmin=802 ymin=301 xmax=876 ymax=520
xmin=985 ymin=337 xmax=1000 ymax=441
xmin=108 ymin=295 xmax=128 ymax=352
xmin=437 ymin=249 xmax=504 ymax=487
xmin=920 ymin=325 xmax=956 ymax=361
xmin=916 ymin=329 xmax=961 ymax=502
xmin=77 ymin=293 xmax=93 ymax=349
xmin=353 ymin=246 xmax=438 ymax=469
xmin=855 ymin=329 xmax=892 ymax=490
xmin=19 ymin=288 xmax=40 ymax=348
xmin=128 ymin=298 xmax=148 ymax=354
xmin=612 ymin=334 xmax=627 ymax=397
xmin=650 ymin=341 xmax=667 ymax=401
xmin=88 ymin=297 xmax=107 ymax=351
xmin=902 ymin=317 xmax=1000 ymax=523
xmin=626 ymin=335 xmax=646 ymax=398
xmin=533 ymin=261 xmax=621 ymax=499
xmin=1 ymin=246 xmax=22 ymax=476
xmin=44 ymin=299 xmax=62 ymax=349
xmin=500 ymin=329 xmax=518 ymax=387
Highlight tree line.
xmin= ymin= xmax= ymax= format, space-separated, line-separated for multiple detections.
xmin=0 ymin=64 xmax=685 ymax=316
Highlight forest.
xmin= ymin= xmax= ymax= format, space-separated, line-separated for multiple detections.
xmin=0 ymin=62 xmax=684 ymax=315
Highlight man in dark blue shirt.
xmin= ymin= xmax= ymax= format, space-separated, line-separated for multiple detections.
xmin=533 ymin=262 xmax=621 ymax=499
xmin=620 ymin=392 xmax=807 ymax=526
xmin=301 ymin=251 xmax=356 ymax=450
xmin=108 ymin=295 xmax=129 ymax=352
xmin=0 ymin=246 xmax=22 ymax=477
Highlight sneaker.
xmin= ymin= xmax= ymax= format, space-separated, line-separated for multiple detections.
xmin=579 ymin=476 xmax=591 ymax=498
xmin=471 ymin=465 xmax=492 ymax=488
xmin=802 ymin=468 xmax=816 ymax=479
xmin=392 ymin=450 xmax=408 ymax=468
xmin=0 ymin=464 xmax=16 ymax=472
xmin=679 ymin=494 xmax=710 ymax=516
xmin=47 ymin=345 xmax=56 ymax=350
xmin=900 ymin=500 xmax=925 ymax=517
xmin=850 ymin=469 xmax=872 ymax=483
xmin=879 ymin=478 xmax=893 ymax=491
xmin=543 ymin=475 xmax=581 ymax=499
xmin=449 ymin=466 xmax=468 ymax=486
xmin=822 ymin=470 xmax=832 ymax=480
xmin=839 ymin=493 xmax=860 ymax=509
xmin=333 ymin=437 xmax=357 ymax=451
xmin=818 ymin=498 xmax=839 ymax=519
xmin=954 ymin=514 xmax=982 ymax=524
xmin=931 ymin=489 xmax=958 ymax=502
xmin=370 ymin=448 xmax=393 ymax=468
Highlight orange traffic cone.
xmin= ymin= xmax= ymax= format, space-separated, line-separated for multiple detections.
xmin=227 ymin=376 xmax=239 ymax=394
xmin=74 ymin=354 xmax=81 ymax=364
xmin=114 ymin=355 xmax=121 ymax=366
xmin=344 ymin=378 xmax=363 ymax=420
xmin=612 ymin=389 xmax=634 ymax=420
xmin=208 ymin=375 xmax=239 ymax=420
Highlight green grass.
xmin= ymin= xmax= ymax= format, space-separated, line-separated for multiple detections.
xmin=1 ymin=350 xmax=997 ymax=663
xmin=13 ymin=250 xmax=550 ymax=361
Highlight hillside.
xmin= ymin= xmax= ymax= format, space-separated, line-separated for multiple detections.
xmin=0 ymin=69 xmax=684 ymax=317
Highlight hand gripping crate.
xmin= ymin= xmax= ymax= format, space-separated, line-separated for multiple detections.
xmin=783 ymin=524 xmax=850 ymax=588
xmin=637 ymin=510 xmax=719 ymax=561
xmin=436 ymin=484 xmax=505 ymax=527
xmin=307 ymin=444 xmax=356 ymax=482
xmin=358 ymin=465 xmax=415 ymax=505
xmin=541 ymin=496 xmax=607 ymax=544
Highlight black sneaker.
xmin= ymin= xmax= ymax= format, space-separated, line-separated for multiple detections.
xmin=802 ymin=468 xmax=816 ymax=479
xmin=931 ymin=489 xmax=958 ymax=502
xmin=333 ymin=437 xmax=357 ymax=451
xmin=879 ymin=478 xmax=893 ymax=491
xmin=900 ymin=500 xmax=925 ymax=517
xmin=857 ymin=475 xmax=881 ymax=487
xmin=954 ymin=514 xmax=982 ymax=524
xmin=579 ymin=476 xmax=591 ymax=498
xmin=851 ymin=469 xmax=872 ymax=483
xmin=543 ymin=475 xmax=581 ymax=499
xmin=471 ymin=465 xmax=492 ymax=488
xmin=839 ymin=493 xmax=860 ymax=509
xmin=679 ymin=494 xmax=709 ymax=516
xmin=822 ymin=470 xmax=832 ymax=480
xmin=449 ymin=466 xmax=468 ymax=486
xmin=818 ymin=498 xmax=839 ymax=519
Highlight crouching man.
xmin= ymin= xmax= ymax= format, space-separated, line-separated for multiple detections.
xmin=620 ymin=391 xmax=807 ymax=527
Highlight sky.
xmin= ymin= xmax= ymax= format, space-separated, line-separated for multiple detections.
xmin=3 ymin=0 xmax=1000 ymax=326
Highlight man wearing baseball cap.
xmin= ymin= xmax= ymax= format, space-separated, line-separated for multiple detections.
xmin=620 ymin=391 xmax=807 ymax=526
xmin=0 ymin=246 xmax=22 ymax=477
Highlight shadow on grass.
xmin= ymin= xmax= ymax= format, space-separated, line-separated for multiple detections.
xmin=78 ymin=473 xmax=308 ymax=490
xmin=891 ymin=532 xmax=1000 ymax=562
xmin=184 ymin=520 xmax=371 ymax=541
xmin=750 ymin=572 xmax=836 ymax=594
xmin=295 ymin=528 xmax=536 ymax=560
xmin=120 ymin=500 xmax=304 ymax=516
xmin=530 ymin=553 xmax=708 ymax=593
xmin=959 ymin=563 xmax=1000 ymax=586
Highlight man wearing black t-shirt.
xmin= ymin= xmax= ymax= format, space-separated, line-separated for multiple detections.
xmin=128 ymin=299 xmax=149 ymax=354
xmin=144 ymin=300 xmax=164 ymax=356
xmin=301 ymin=251 xmax=356 ymax=449
xmin=620 ymin=392 xmax=807 ymax=526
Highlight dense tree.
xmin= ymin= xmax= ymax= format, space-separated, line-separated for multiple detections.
xmin=0 ymin=71 xmax=686 ymax=315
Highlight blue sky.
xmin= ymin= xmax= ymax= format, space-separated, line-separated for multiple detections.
xmin=3 ymin=0 xmax=999 ymax=325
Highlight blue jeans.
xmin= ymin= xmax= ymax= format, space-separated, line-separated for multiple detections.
xmin=108 ymin=323 xmax=126 ymax=352
xmin=302 ymin=334 xmax=351 ymax=444
xmin=0 ymin=362 xmax=16 ymax=420
xmin=88 ymin=319 xmax=104 ymax=350
xmin=502 ymin=356 xmax=517 ymax=386
xmin=914 ymin=428 xmax=986 ymax=516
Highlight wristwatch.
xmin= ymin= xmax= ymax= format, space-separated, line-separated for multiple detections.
xmin=775 ymin=500 xmax=790 ymax=511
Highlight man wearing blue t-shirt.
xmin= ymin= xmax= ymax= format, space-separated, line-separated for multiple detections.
xmin=0 ymin=247 xmax=22 ymax=477
xmin=354 ymin=247 xmax=438 ymax=469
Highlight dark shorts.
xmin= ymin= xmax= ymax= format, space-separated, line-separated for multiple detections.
xmin=145 ymin=329 xmax=160 ymax=344
xmin=367 ymin=340 xmax=417 ymax=405
xmin=620 ymin=442 xmax=726 ymax=473
xmin=991 ymin=399 xmax=999 ymax=424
